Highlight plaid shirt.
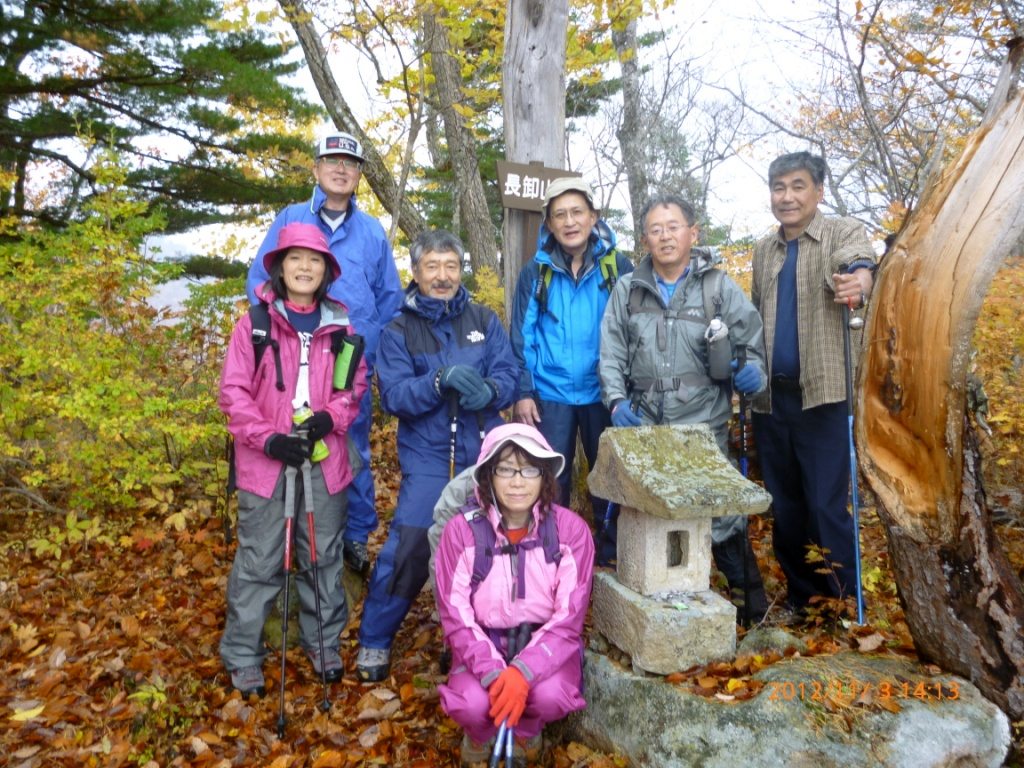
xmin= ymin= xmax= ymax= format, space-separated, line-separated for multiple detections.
xmin=750 ymin=210 xmax=874 ymax=412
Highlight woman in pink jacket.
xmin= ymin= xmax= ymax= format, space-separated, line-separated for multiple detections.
xmin=219 ymin=223 xmax=366 ymax=697
xmin=434 ymin=423 xmax=595 ymax=766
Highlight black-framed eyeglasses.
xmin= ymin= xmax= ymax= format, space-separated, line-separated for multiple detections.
xmin=492 ymin=465 xmax=542 ymax=479
xmin=319 ymin=156 xmax=361 ymax=169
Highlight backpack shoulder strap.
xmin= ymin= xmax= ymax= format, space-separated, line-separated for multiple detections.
xmin=464 ymin=504 xmax=497 ymax=597
xmin=538 ymin=511 xmax=562 ymax=566
xmin=532 ymin=262 xmax=557 ymax=321
xmin=597 ymin=249 xmax=620 ymax=292
xmin=249 ymin=303 xmax=272 ymax=367
xmin=248 ymin=302 xmax=284 ymax=391
xmin=626 ymin=278 xmax=646 ymax=317
xmin=702 ymin=267 xmax=725 ymax=321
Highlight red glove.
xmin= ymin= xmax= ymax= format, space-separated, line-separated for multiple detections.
xmin=488 ymin=666 xmax=530 ymax=727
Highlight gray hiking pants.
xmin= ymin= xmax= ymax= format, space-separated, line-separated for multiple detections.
xmin=220 ymin=462 xmax=348 ymax=670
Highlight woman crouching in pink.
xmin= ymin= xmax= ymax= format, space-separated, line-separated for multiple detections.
xmin=434 ymin=422 xmax=595 ymax=766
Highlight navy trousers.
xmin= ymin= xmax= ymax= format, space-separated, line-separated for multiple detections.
xmin=358 ymin=472 xmax=452 ymax=649
xmin=752 ymin=390 xmax=857 ymax=609
xmin=534 ymin=399 xmax=611 ymax=508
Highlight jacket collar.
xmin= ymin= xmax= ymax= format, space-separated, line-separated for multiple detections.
xmin=632 ymin=246 xmax=717 ymax=292
xmin=309 ymin=185 xmax=360 ymax=217
xmin=254 ymin=282 xmax=352 ymax=330
xmin=772 ymin=208 xmax=826 ymax=245
xmin=401 ymin=281 xmax=470 ymax=322
xmin=536 ymin=218 xmax=617 ymax=271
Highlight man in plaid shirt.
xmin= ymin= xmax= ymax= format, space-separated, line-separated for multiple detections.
xmin=750 ymin=151 xmax=876 ymax=615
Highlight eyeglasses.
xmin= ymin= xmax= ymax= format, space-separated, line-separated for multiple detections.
xmin=646 ymin=223 xmax=689 ymax=238
xmin=550 ymin=207 xmax=589 ymax=224
xmin=492 ymin=465 xmax=543 ymax=479
xmin=319 ymin=156 xmax=361 ymax=169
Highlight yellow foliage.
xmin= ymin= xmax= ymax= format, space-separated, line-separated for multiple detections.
xmin=972 ymin=257 xmax=1024 ymax=489
xmin=468 ymin=266 xmax=505 ymax=317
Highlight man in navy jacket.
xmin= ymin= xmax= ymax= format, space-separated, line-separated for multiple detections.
xmin=355 ymin=230 xmax=518 ymax=682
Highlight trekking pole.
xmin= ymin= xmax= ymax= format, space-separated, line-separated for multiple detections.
xmin=504 ymin=724 xmax=514 ymax=768
xmin=735 ymin=345 xmax=750 ymax=480
xmin=475 ymin=409 xmax=486 ymax=441
xmin=448 ymin=389 xmax=460 ymax=480
xmin=505 ymin=623 xmax=532 ymax=768
xmin=489 ymin=719 xmax=508 ymax=768
xmin=276 ymin=463 xmax=298 ymax=738
xmin=840 ymin=268 xmax=866 ymax=625
xmin=299 ymin=433 xmax=332 ymax=713
xmin=734 ymin=345 xmax=752 ymax=629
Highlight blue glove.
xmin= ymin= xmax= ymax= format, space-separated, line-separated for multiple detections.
xmin=440 ymin=365 xmax=486 ymax=396
xmin=732 ymin=360 xmax=762 ymax=395
xmin=460 ymin=380 xmax=495 ymax=412
xmin=611 ymin=401 xmax=643 ymax=428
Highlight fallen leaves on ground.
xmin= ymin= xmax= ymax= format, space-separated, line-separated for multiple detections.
xmin=2 ymin=452 xmax=1022 ymax=766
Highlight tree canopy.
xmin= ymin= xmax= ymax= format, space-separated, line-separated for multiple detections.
xmin=0 ymin=0 xmax=323 ymax=233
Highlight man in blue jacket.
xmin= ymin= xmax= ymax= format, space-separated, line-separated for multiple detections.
xmin=510 ymin=177 xmax=633 ymax=564
xmin=355 ymin=229 xmax=519 ymax=682
xmin=246 ymin=132 xmax=404 ymax=577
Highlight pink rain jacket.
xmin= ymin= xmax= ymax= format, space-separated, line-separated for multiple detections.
xmin=434 ymin=496 xmax=595 ymax=688
xmin=219 ymin=285 xmax=367 ymax=498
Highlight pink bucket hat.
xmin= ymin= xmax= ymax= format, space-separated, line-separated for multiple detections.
xmin=261 ymin=223 xmax=341 ymax=281
xmin=473 ymin=422 xmax=566 ymax=485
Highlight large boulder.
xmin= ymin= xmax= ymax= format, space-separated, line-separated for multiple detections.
xmin=563 ymin=651 xmax=1010 ymax=767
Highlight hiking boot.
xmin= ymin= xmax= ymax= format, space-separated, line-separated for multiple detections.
xmin=229 ymin=665 xmax=266 ymax=697
xmin=344 ymin=539 xmax=371 ymax=577
xmin=306 ymin=647 xmax=344 ymax=683
xmin=460 ymin=733 xmax=494 ymax=767
xmin=356 ymin=645 xmax=391 ymax=682
xmin=513 ymin=733 xmax=542 ymax=766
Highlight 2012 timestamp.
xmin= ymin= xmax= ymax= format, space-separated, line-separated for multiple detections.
xmin=766 ymin=679 xmax=960 ymax=702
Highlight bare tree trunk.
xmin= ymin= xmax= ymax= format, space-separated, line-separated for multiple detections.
xmin=501 ymin=0 xmax=570 ymax=319
xmin=281 ymin=0 xmax=426 ymax=244
xmin=422 ymin=11 xmax=499 ymax=274
xmin=857 ymin=74 xmax=1024 ymax=719
xmin=611 ymin=17 xmax=648 ymax=243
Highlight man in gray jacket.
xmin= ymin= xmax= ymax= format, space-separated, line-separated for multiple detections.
xmin=599 ymin=193 xmax=769 ymax=620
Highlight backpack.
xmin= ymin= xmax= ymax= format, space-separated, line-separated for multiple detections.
xmin=248 ymin=302 xmax=357 ymax=392
xmin=462 ymin=502 xmax=561 ymax=599
xmin=533 ymin=249 xmax=621 ymax=322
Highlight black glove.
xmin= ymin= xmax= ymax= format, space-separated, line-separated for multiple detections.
xmin=301 ymin=411 xmax=334 ymax=442
xmin=265 ymin=434 xmax=313 ymax=468
xmin=460 ymin=380 xmax=495 ymax=412
xmin=440 ymin=365 xmax=487 ymax=396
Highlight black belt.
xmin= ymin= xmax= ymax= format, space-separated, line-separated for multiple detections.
xmin=770 ymin=375 xmax=801 ymax=391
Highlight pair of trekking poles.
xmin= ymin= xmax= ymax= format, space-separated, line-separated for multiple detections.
xmin=489 ymin=623 xmax=534 ymax=768
xmin=277 ymin=425 xmax=331 ymax=738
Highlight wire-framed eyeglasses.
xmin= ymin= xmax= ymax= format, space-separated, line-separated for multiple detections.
xmin=319 ymin=156 xmax=361 ymax=169
xmin=492 ymin=464 xmax=543 ymax=479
